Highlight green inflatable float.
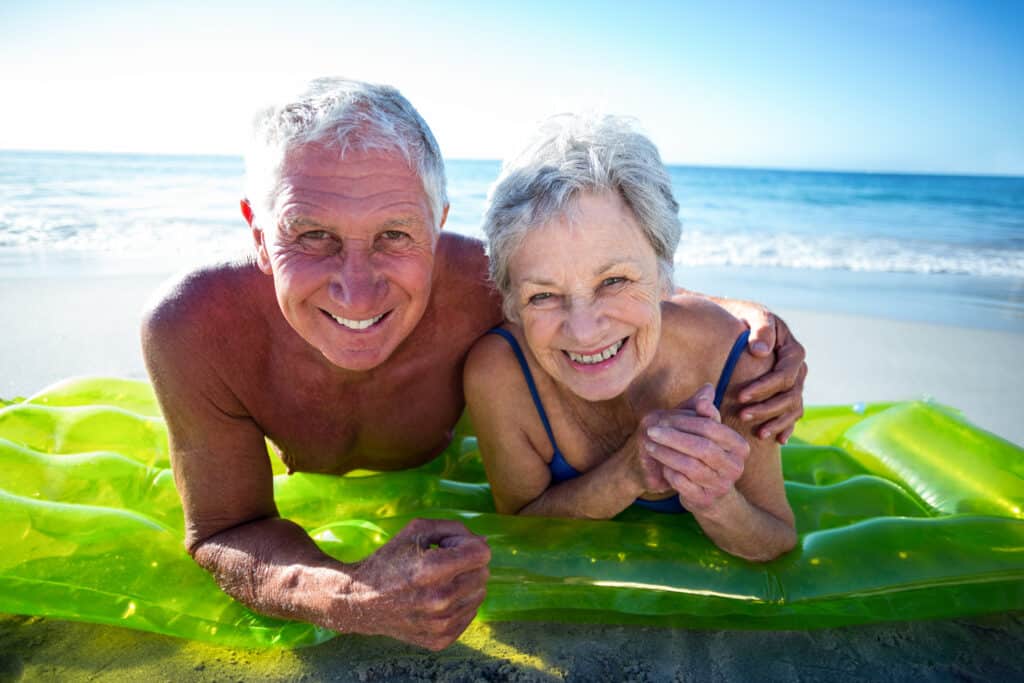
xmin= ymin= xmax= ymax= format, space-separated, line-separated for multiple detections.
xmin=1 ymin=377 xmax=1021 ymax=648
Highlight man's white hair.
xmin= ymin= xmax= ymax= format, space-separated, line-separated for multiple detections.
xmin=244 ymin=77 xmax=447 ymax=230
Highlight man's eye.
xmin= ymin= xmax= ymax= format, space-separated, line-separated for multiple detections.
xmin=380 ymin=230 xmax=410 ymax=241
xmin=300 ymin=230 xmax=330 ymax=241
xmin=528 ymin=292 xmax=555 ymax=305
xmin=601 ymin=276 xmax=627 ymax=288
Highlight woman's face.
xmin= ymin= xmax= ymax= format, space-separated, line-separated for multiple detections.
xmin=509 ymin=190 xmax=666 ymax=402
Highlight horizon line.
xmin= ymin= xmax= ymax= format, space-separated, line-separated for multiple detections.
xmin=2 ymin=147 xmax=1022 ymax=181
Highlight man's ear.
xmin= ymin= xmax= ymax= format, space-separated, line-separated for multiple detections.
xmin=243 ymin=200 xmax=273 ymax=275
xmin=240 ymin=198 xmax=255 ymax=227
xmin=438 ymin=202 xmax=449 ymax=231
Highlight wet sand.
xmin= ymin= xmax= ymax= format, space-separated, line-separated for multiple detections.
xmin=2 ymin=612 xmax=1022 ymax=682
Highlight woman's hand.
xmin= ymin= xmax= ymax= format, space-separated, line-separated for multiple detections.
xmin=640 ymin=384 xmax=751 ymax=513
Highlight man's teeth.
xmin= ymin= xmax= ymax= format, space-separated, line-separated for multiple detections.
xmin=331 ymin=313 xmax=384 ymax=330
xmin=567 ymin=339 xmax=625 ymax=365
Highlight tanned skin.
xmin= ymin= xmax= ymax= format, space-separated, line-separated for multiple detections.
xmin=142 ymin=147 xmax=806 ymax=651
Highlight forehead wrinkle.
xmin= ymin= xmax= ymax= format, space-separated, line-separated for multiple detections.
xmin=594 ymin=257 xmax=643 ymax=275
xmin=280 ymin=212 xmax=426 ymax=233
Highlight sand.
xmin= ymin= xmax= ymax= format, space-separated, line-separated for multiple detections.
xmin=2 ymin=271 xmax=1023 ymax=681
xmin=3 ymin=272 xmax=1022 ymax=444
xmin=2 ymin=612 xmax=1022 ymax=682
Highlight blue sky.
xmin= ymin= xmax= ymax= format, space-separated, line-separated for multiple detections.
xmin=1 ymin=0 xmax=1021 ymax=175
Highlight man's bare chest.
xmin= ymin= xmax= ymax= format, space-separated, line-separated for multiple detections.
xmin=245 ymin=347 xmax=468 ymax=475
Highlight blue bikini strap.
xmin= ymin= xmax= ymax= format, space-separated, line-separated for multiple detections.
xmin=714 ymin=329 xmax=750 ymax=409
xmin=486 ymin=328 xmax=559 ymax=453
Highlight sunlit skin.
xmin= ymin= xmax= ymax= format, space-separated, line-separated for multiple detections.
xmin=143 ymin=147 xmax=805 ymax=650
xmin=512 ymin=193 xmax=666 ymax=402
xmin=466 ymin=190 xmax=797 ymax=562
xmin=254 ymin=144 xmax=441 ymax=372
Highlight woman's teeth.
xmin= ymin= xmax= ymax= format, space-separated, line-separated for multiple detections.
xmin=331 ymin=312 xmax=384 ymax=330
xmin=567 ymin=339 xmax=625 ymax=365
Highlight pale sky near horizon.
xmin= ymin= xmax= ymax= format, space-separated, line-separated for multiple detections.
xmin=1 ymin=0 xmax=1021 ymax=175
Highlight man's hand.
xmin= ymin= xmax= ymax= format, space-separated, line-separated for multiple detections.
xmin=341 ymin=518 xmax=491 ymax=651
xmin=712 ymin=299 xmax=808 ymax=444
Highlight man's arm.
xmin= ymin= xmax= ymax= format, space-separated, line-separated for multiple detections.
xmin=671 ymin=289 xmax=807 ymax=443
xmin=140 ymin=278 xmax=489 ymax=651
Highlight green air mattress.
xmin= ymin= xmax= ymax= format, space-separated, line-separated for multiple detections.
xmin=1 ymin=377 xmax=1021 ymax=648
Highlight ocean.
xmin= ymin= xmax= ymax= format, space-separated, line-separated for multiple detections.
xmin=2 ymin=150 xmax=1022 ymax=331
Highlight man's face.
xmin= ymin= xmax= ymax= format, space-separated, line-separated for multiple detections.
xmin=253 ymin=144 xmax=443 ymax=371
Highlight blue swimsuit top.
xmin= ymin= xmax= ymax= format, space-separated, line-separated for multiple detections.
xmin=487 ymin=327 xmax=751 ymax=514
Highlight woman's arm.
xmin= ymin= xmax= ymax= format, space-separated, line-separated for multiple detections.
xmin=643 ymin=339 xmax=797 ymax=561
xmin=464 ymin=332 xmax=665 ymax=519
xmin=672 ymin=290 xmax=808 ymax=443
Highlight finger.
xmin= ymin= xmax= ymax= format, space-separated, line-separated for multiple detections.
xmin=650 ymin=416 xmax=750 ymax=459
xmin=737 ymin=356 xmax=803 ymax=403
xmin=402 ymin=518 xmax=480 ymax=546
xmin=755 ymin=408 xmax=804 ymax=442
xmin=419 ymin=537 xmax=492 ymax=581
xmin=661 ymin=468 xmax=715 ymax=509
xmin=692 ymin=387 xmax=721 ymax=423
xmin=745 ymin=311 xmax=775 ymax=356
xmin=776 ymin=425 xmax=796 ymax=445
xmin=675 ymin=383 xmax=714 ymax=412
xmin=737 ymin=390 xmax=797 ymax=425
xmin=645 ymin=440 xmax=741 ymax=488
xmin=773 ymin=317 xmax=807 ymax=365
xmin=418 ymin=568 xmax=489 ymax=618
xmin=420 ymin=607 xmax=479 ymax=651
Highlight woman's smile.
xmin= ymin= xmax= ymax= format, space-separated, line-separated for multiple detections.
xmin=510 ymin=190 xmax=665 ymax=401
xmin=563 ymin=337 xmax=628 ymax=368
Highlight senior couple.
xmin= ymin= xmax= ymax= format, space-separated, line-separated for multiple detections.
xmin=143 ymin=77 xmax=804 ymax=651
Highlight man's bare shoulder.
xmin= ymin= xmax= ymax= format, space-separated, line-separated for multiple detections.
xmin=435 ymin=233 xmax=489 ymax=286
xmin=143 ymin=259 xmax=267 ymax=337
xmin=431 ymin=233 xmax=503 ymax=330
xmin=140 ymin=258 xmax=275 ymax=383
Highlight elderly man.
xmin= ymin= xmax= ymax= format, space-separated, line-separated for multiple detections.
xmin=142 ymin=78 xmax=806 ymax=651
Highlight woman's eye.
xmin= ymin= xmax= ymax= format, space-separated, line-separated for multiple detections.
xmin=528 ymin=292 xmax=555 ymax=305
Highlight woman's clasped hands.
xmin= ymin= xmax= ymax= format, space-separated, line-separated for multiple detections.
xmin=637 ymin=384 xmax=751 ymax=513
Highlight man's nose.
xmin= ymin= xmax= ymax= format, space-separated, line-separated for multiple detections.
xmin=329 ymin=249 xmax=382 ymax=311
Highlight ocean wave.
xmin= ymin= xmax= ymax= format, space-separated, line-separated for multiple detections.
xmin=674 ymin=230 xmax=1024 ymax=279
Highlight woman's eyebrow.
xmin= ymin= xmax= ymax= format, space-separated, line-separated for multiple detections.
xmin=594 ymin=258 xmax=642 ymax=275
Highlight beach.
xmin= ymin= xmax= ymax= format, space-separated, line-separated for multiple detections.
xmin=1 ymin=269 xmax=1023 ymax=681
xmin=3 ymin=611 xmax=1023 ymax=682
xmin=2 ymin=152 xmax=1023 ymax=680
xmin=3 ymin=271 xmax=1022 ymax=446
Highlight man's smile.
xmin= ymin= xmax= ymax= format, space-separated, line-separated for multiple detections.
xmin=324 ymin=309 xmax=390 ymax=331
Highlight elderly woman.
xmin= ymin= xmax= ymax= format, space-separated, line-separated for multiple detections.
xmin=464 ymin=115 xmax=797 ymax=562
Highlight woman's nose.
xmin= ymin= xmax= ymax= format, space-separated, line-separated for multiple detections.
xmin=563 ymin=297 xmax=607 ymax=346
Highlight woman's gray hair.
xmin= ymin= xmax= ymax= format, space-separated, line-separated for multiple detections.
xmin=244 ymin=77 xmax=447 ymax=230
xmin=482 ymin=114 xmax=681 ymax=320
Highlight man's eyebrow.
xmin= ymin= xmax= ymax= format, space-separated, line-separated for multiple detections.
xmin=280 ymin=216 xmax=330 ymax=232
xmin=379 ymin=215 xmax=424 ymax=230
xmin=280 ymin=215 xmax=426 ymax=232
